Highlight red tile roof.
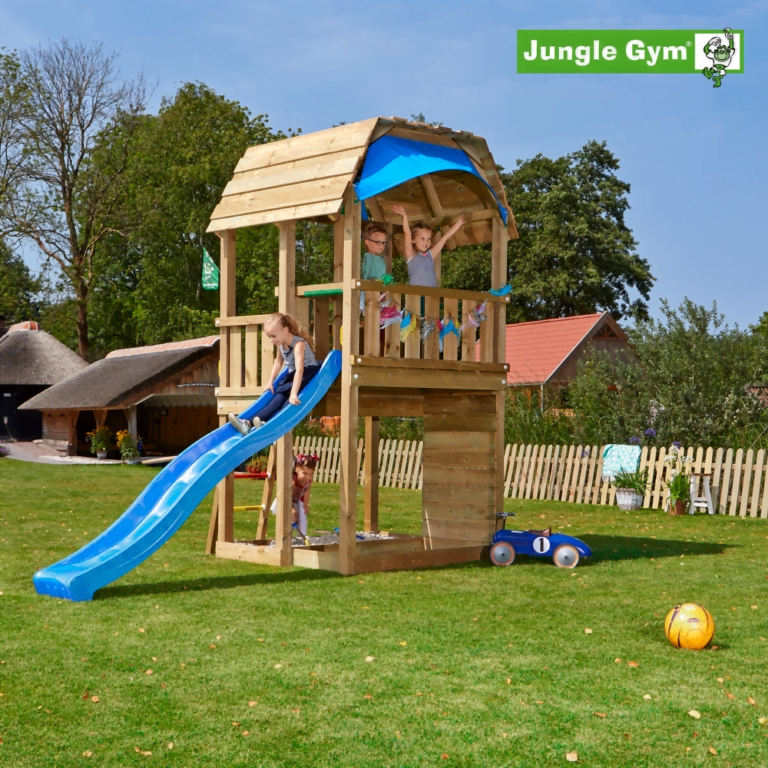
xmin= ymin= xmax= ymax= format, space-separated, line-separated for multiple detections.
xmin=500 ymin=313 xmax=606 ymax=385
xmin=106 ymin=335 xmax=219 ymax=359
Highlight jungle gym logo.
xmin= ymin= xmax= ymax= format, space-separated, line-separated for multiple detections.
xmin=517 ymin=29 xmax=743 ymax=87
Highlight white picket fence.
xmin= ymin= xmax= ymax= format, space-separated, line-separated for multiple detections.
xmin=292 ymin=436 xmax=768 ymax=518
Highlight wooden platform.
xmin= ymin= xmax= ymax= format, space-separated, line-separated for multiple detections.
xmin=215 ymin=534 xmax=487 ymax=574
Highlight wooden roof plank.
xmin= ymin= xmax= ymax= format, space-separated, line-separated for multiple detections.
xmin=207 ymin=200 xmax=344 ymax=233
xmin=224 ymin=147 xmax=362 ymax=198
xmin=236 ymin=118 xmax=377 ymax=174
xmin=212 ymin=175 xmax=350 ymax=222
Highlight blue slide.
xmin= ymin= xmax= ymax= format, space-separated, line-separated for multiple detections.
xmin=33 ymin=351 xmax=342 ymax=602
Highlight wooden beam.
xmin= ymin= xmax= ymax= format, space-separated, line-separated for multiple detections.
xmin=364 ymin=417 xmax=379 ymax=532
xmin=364 ymin=196 xmax=385 ymax=222
xmin=275 ymin=221 xmax=296 ymax=567
xmin=356 ymin=281 xmax=510 ymax=304
xmin=351 ymin=367 xmax=507 ymax=391
xmin=491 ymin=216 xmax=509 ymax=365
xmin=350 ymin=355 xmax=507 ymax=373
xmin=313 ymin=296 xmax=330 ymax=361
xmin=333 ymin=219 xmax=344 ymax=351
xmin=257 ymin=445 xmax=276 ymax=540
xmin=217 ymin=468 xmax=234 ymax=545
xmin=68 ymin=410 xmax=79 ymax=456
xmin=124 ymin=406 xmax=138 ymax=440
xmin=420 ymin=175 xmax=444 ymax=288
xmin=339 ymin=184 xmax=361 ymax=574
xmin=216 ymin=314 xmax=274 ymax=327
xmin=206 ymin=486 xmax=219 ymax=555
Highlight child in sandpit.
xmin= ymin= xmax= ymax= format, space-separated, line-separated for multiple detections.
xmin=270 ymin=453 xmax=317 ymax=537
xmin=391 ymin=204 xmax=466 ymax=288
xmin=227 ymin=313 xmax=320 ymax=435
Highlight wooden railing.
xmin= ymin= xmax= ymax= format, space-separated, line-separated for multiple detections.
xmin=289 ymin=436 xmax=768 ymax=518
xmin=214 ymin=313 xmax=276 ymax=414
xmin=356 ymin=281 xmax=510 ymax=363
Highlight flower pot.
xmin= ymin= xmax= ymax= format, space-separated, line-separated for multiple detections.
xmin=673 ymin=499 xmax=686 ymax=516
xmin=616 ymin=489 xmax=644 ymax=510
xmin=96 ymin=450 xmax=107 ymax=460
xmin=125 ymin=457 xmax=141 ymax=465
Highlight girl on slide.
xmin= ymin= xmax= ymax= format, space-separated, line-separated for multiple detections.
xmin=227 ymin=313 xmax=320 ymax=435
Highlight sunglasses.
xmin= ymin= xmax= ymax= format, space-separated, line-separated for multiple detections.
xmin=366 ymin=238 xmax=388 ymax=245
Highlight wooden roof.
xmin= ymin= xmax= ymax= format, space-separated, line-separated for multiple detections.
xmin=207 ymin=117 xmax=518 ymax=249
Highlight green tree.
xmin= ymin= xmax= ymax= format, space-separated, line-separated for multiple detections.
xmin=441 ymin=141 xmax=654 ymax=322
xmin=0 ymin=40 xmax=149 ymax=359
xmin=0 ymin=239 xmax=42 ymax=323
xmin=88 ymin=82 xmax=289 ymax=352
xmin=750 ymin=311 xmax=768 ymax=341
xmin=563 ymin=300 xmax=768 ymax=449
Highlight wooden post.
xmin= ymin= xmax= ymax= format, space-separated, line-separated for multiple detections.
xmin=491 ymin=216 xmax=509 ymax=523
xmin=68 ymin=410 xmax=79 ymax=456
xmin=275 ymin=221 xmax=296 ymax=566
xmin=205 ymin=487 xmax=219 ymax=555
xmin=124 ymin=406 xmax=138 ymax=440
xmin=339 ymin=185 xmax=361 ymax=574
xmin=364 ymin=417 xmax=379 ymax=531
xmin=217 ymin=230 xmax=237 ymax=545
xmin=257 ymin=445 xmax=277 ymax=540
xmin=333 ymin=218 xmax=344 ymax=351
xmin=491 ymin=216 xmax=509 ymax=364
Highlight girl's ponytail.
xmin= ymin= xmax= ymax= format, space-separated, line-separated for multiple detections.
xmin=267 ymin=312 xmax=315 ymax=352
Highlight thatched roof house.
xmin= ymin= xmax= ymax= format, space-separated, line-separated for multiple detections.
xmin=0 ymin=321 xmax=87 ymax=441
xmin=20 ymin=336 xmax=220 ymax=456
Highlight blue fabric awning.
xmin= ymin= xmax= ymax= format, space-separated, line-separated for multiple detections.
xmin=353 ymin=135 xmax=507 ymax=224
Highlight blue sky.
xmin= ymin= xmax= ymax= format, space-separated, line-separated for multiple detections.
xmin=3 ymin=0 xmax=767 ymax=327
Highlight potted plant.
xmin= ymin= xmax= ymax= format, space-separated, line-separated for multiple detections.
xmin=87 ymin=426 xmax=112 ymax=459
xmin=665 ymin=442 xmax=692 ymax=515
xmin=116 ymin=429 xmax=140 ymax=464
xmin=246 ymin=454 xmax=269 ymax=478
xmin=613 ymin=467 xmax=649 ymax=510
xmin=666 ymin=471 xmax=692 ymax=515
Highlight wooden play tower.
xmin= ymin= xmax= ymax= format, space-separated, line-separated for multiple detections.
xmin=206 ymin=116 xmax=517 ymax=575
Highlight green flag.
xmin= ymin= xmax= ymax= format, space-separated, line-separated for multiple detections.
xmin=202 ymin=248 xmax=219 ymax=290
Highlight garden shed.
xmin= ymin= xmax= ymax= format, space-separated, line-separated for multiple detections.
xmin=20 ymin=336 xmax=220 ymax=456
xmin=0 ymin=321 xmax=88 ymax=441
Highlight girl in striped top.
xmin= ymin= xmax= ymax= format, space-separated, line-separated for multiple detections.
xmin=227 ymin=313 xmax=321 ymax=435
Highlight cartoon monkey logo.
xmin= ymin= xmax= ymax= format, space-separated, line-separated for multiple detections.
xmin=702 ymin=28 xmax=735 ymax=87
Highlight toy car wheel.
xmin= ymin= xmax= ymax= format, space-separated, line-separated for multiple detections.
xmin=490 ymin=541 xmax=515 ymax=566
xmin=552 ymin=544 xmax=580 ymax=569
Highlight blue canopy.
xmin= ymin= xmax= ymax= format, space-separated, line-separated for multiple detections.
xmin=353 ymin=135 xmax=507 ymax=224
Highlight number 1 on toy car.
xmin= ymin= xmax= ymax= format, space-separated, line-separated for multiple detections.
xmin=533 ymin=536 xmax=550 ymax=554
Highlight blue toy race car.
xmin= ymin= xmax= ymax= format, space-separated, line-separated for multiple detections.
xmin=490 ymin=513 xmax=592 ymax=568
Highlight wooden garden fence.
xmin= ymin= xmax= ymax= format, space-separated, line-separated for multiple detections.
xmin=291 ymin=436 xmax=768 ymax=518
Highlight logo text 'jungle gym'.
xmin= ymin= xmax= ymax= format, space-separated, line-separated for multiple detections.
xmin=517 ymin=29 xmax=742 ymax=87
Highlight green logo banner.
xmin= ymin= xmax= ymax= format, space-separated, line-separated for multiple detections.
xmin=517 ymin=30 xmax=743 ymax=79
xmin=202 ymin=248 xmax=219 ymax=290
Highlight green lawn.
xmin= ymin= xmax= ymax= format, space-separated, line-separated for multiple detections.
xmin=2 ymin=459 xmax=768 ymax=767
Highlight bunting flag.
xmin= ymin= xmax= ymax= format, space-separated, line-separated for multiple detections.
xmin=202 ymin=248 xmax=220 ymax=290
xmin=373 ymin=285 xmax=514 ymax=346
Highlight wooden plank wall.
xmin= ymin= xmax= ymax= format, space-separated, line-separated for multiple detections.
xmin=288 ymin=438 xmax=768 ymax=517
xmin=420 ymin=392 xmax=498 ymax=546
